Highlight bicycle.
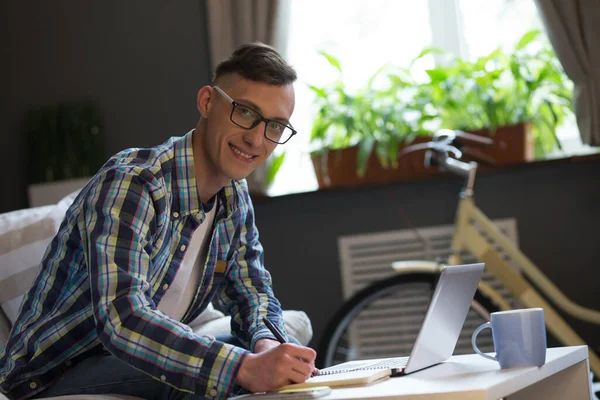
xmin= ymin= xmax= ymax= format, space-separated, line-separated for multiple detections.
xmin=317 ymin=129 xmax=600 ymax=396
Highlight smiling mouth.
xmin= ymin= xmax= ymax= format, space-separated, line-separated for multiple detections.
xmin=229 ymin=143 xmax=256 ymax=162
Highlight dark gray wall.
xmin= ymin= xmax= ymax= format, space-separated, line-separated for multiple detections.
xmin=254 ymin=158 xmax=600 ymax=353
xmin=2 ymin=1 xmax=212 ymax=213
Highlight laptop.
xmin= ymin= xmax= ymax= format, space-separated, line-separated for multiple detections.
xmin=319 ymin=263 xmax=485 ymax=377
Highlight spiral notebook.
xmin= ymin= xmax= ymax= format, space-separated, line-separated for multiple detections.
xmin=279 ymin=263 xmax=485 ymax=390
xmin=277 ymin=368 xmax=391 ymax=390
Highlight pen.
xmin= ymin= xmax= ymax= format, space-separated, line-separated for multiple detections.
xmin=262 ymin=317 xmax=287 ymax=343
xmin=263 ymin=317 xmax=319 ymax=377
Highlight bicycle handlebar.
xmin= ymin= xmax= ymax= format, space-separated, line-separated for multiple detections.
xmin=437 ymin=129 xmax=494 ymax=147
xmin=399 ymin=129 xmax=480 ymax=177
xmin=399 ymin=129 xmax=488 ymax=196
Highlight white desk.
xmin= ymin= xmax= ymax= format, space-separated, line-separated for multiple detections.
xmin=324 ymin=346 xmax=591 ymax=399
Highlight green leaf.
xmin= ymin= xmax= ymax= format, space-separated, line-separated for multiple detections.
xmin=425 ymin=68 xmax=449 ymax=82
xmin=318 ymin=50 xmax=342 ymax=73
xmin=357 ymin=138 xmax=375 ymax=177
xmin=388 ymin=74 xmax=412 ymax=87
xmin=535 ymin=114 xmax=560 ymax=154
xmin=310 ymin=119 xmax=332 ymax=142
xmin=307 ymin=85 xmax=327 ymax=98
xmin=543 ymin=100 xmax=563 ymax=150
xmin=367 ymin=64 xmax=389 ymax=88
xmin=516 ymin=30 xmax=540 ymax=50
xmin=265 ymin=152 xmax=285 ymax=188
xmin=374 ymin=141 xmax=389 ymax=168
xmin=410 ymin=47 xmax=445 ymax=66
xmin=387 ymin=136 xmax=400 ymax=168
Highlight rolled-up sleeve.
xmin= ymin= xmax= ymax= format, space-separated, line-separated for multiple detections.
xmin=214 ymin=187 xmax=286 ymax=351
xmin=81 ymin=167 xmax=247 ymax=399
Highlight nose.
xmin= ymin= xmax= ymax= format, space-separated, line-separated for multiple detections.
xmin=243 ymin=121 xmax=266 ymax=148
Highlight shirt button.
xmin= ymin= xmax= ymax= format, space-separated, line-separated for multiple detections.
xmin=65 ymin=360 xmax=72 ymax=367
xmin=29 ymin=382 xmax=37 ymax=389
xmin=209 ymin=388 xmax=217 ymax=397
xmin=172 ymin=212 xmax=179 ymax=218
xmin=162 ymin=283 xmax=169 ymax=290
xmin=160 ymin=375 xmax=166 ymax=381
xmin=180 ymin=244 xmax=187 ymax=252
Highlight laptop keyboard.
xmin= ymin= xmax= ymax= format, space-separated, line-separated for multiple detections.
xmin=366 ymin=356 xmax=409 ymax=370
xmin=317 ymin=356 xmax=410 ymax=376
xmin=321 ymin=356 xmax=409 ymax=373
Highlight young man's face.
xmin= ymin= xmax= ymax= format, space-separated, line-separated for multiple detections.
xmin=197 ymin=74 xmax=295 ymax=184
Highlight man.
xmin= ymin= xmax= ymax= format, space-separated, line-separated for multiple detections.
xmin=0 ymin=42 xmax=316 ymax=400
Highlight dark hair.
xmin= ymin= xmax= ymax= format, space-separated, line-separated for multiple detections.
xmin=214 ymin=42 xmax=297 ymax=85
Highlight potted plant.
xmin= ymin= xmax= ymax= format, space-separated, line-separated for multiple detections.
xmin=421 ymin=29 xmax=573 ymax=162
xmin=25 ymin=101 xmax=105 ymax=206
xmin=308 ymin=51 xmax=436 ymax=189
xmin=308 ymin=30 xmax=573 ymax=189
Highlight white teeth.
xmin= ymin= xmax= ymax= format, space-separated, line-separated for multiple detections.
xmin=230 ymin=144 xmax=253 ymax=159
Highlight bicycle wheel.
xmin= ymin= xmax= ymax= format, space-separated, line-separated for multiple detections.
xmin=317 ymin=271 xmax=498 ymax=368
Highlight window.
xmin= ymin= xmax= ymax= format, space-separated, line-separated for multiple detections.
xmin=459 ymin=0 xmax=543 ymax=60
xmin=458 ymin=0 xmax=585 ymax=155
xmin=269 ymin=0 xmax=585 ymax=197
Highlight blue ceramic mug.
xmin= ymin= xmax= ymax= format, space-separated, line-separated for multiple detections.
xmin=471 ymin=308 xmax=547 ymax=368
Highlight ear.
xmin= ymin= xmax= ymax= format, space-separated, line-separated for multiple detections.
xmin=197 ymin=86 xmax=213 ymax=118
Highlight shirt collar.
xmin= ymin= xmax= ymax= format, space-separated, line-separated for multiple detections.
xmin=172 ymin=130 xmax=242 ymax=218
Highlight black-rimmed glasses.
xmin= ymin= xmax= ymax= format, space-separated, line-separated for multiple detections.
xmin=212 ymin=86 xmax=297 ymax=144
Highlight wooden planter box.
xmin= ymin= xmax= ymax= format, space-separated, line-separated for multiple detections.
xmin=311 ymin=136 xmax=438 ymax=189
xmin=311 ymin=123 xmax=533 ymax=190
xmin=463 ymin=123 xmax=534 ymax=165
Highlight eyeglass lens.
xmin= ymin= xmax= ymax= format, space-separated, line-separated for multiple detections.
xmin=231 ymin=104 xmax=294 ymax=144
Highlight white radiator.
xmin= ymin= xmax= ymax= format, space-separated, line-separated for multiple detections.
xmin=337 ymin=218 xmax=521 ymax=358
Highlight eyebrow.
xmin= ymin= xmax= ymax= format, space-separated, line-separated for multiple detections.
xmin=234 ymin=98 xmax=291 ymax=126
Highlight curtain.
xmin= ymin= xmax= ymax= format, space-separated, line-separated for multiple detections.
xmin=205 ymin=0 xmax=290 ymax=194
xmin=534 ymin=0 xmax=600 ymax=146
xmin=205 ymin=0 xmax=287 ymax=71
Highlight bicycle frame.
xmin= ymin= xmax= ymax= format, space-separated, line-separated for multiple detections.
xmin=447 ymin=164 xmax=600 ymax=376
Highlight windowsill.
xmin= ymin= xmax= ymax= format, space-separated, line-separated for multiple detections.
xmin=481 ymin=148 xmax=600 ymax=170
xmin=252 ymin=149 xmax=600 ymax=202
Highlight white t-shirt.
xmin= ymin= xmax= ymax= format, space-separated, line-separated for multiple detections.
xmin=158 ymin=202 xmax=217 ymax=321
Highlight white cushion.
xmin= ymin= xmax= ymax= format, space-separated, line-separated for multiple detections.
xmin=191 ymin=309 xmax=313 ymax=346
xmin=188 ymin=302 xmax=226 ymax=327
xmin=0 ymin=192 xmax=78 ymax=328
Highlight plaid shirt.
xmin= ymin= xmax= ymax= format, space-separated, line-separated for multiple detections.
xmin=0 ymin=131 xmax=286 ymax=400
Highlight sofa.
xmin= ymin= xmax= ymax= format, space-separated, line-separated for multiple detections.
xmin=0 ymin=192 xmax=312 ymax=400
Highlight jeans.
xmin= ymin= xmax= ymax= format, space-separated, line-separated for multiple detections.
xmin=34 ymin=335 xmax=300 ymax=400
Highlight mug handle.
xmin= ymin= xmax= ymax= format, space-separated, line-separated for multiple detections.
xmin=471 ymin=322 xmax=497 ymax=361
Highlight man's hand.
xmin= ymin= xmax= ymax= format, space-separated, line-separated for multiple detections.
xmin=235 ymin=342 xmax=317 ymax=393
xmin=254 ymin=338 xmax=281 ymax=354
